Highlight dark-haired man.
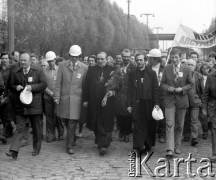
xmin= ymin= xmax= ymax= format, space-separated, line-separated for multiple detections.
xmin=83 ymin=52 xmax=115 ymax=156
xmin=161 ymin=49 xmax=193 ymax=158
xmin=127 ymin=53 xmax=160 ymax=153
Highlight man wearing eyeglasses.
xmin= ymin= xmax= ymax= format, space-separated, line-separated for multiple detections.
xmin=161 ymin=49 xmax=193 ymax=158
xmin=54 ymin=45 xmax=88 ymax=155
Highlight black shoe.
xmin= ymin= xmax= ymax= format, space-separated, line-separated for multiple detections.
xmin=6 ymin=150 xmax=18 ymax=159
xmin=32 ymin=151 xmax=39 ymax=156
xmin=183 ymin=136 xmax=190 ymax=142
xmin=191 ymin=138 xmax=198 ymax=146
xmin=124 ymin=135 xmax=129 ymax=142
xmin=166 ymin=150 xmax=173 ymax=159
xmin=99 ymin=148 xmax=106 ymax=156
xmin=203 ymin=132 xmax=208 ymax=140
xmin=58 ymin=136 xmax=63 ymax=141
xmin=119 ymin=131 xmax=123 ymax=140
xmin=46 ymin=138 xmax=56 ymax=143
xmin=0 ymin=136 xmax=7 ymax=144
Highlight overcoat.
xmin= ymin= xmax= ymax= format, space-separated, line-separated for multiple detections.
xmin=9 ymin=66 xmax=47 ymax=115
xmin=54 ymin=60 xmax=88 ymax=120
xmin=82 ymin=65 xmax=115 ymax=132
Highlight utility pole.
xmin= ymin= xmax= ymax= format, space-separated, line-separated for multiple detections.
xmin=7 ymin=0 xmax=15 ymax=53
xmin=140 ymin=13 xmax=154 ymax=48
xmin=153 ymin=27 xmax=163 ymax=49
xmin=127 ymin=0 xmax=131 ymax=49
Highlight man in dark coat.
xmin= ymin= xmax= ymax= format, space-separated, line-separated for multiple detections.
xmin=127 ymin=54 xmax=160 ymax=153
xmin=202 ymin=69 xmax=216 ymax=162
xmin=147 ymin=49 xmax=166 ymax=144
xmin=83 ymin=52 xmax=115 ymax=156
xmin=115 ymin=49 xmax=136 ymax=142
xmin=6 ymin=52 xmax=47 ymax=159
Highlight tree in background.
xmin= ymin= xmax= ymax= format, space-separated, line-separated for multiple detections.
xmin=12 ymin=0 xmax=156 ymax=57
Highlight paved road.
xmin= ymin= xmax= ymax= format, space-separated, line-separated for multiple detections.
xmin=0 ymin=123 xmax=215 ymax=180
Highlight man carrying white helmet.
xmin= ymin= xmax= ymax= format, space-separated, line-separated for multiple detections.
xmin=147 ymin=49 xmax=166 ymax=144
xmin=54 ymin=45 xmax=88 ymax=155
xmin=44 ymin=51 xmax=64 ymax=142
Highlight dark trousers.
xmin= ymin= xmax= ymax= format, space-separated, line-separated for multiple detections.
xmin=116 ymin=115 xmax=132 ymax=136
xmin=156 ymin=107 xmax=166 ymax=138
xmin=64 ymin=119 xmax=77 ymax=149
xmin=10 ymin=114 xmax=42 ymax=153
xmin=200 ymin=111 xmax=209 ymax=133
xmin=133 ymin=100 xmax=155 ymax=150
xmin=44 ymin=98 xmax=64 ymax=140
xmin=94 ymin=112 xmax=112 ymax=148
xmin=184 ymin=107 xmax=200 ymax=139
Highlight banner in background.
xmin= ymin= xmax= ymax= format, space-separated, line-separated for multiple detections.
xmin=172 ymin=24 xmax=216 ymax=49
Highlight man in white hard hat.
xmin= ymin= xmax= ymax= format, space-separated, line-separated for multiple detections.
xmin=54 ymin=45 xmax=88 ymax=155
xmin=44 ymin=51 xmax=64 ymax=142
xmin=147 ymin=49 xmax=166 ymax=144
xmin=161 ymin=49 xmax=193 ymax=158
xmin=6 ymin=51 xmax=47 ymax=159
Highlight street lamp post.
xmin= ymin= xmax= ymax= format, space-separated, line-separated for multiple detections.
xmin=153 ymin=27 xmax=163 ymax=49
xmin=126 ymin=0 xmax=131 ymax=49
xmin=140 ymin=13 xmax=154 ymax=48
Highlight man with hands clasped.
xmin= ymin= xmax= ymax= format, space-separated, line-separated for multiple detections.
xmin=161 ymin=49 xmax=193 ymax=158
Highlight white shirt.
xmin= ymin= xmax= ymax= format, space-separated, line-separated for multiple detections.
xmin=23 ymin=66 xmax=31 ymax=74
xmin=203 ymin=75 xmax=207 ymax=88
xmin=152 ymin=63 xmax=161 ymax=77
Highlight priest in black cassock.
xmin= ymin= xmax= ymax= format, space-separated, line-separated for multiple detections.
xmin=127 ymin=54 xmax=160 ymax=153
xmin=83 ymin=52 xmax=115 ymax=156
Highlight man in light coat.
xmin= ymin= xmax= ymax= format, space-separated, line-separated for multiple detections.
xmin=54 ymin=45 xmax=88 ymax=155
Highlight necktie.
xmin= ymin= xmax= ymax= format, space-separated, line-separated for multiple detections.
xmin=174 ymin=65 xmax=179 ymax=82
xmin=24 ymin=69 xmax=28 ymax=75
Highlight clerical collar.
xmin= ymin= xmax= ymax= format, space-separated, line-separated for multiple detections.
xmin=138 ymin=66 xmax=145 ymax=71
xmin=152 ymin=63 xmax=160 ymax=69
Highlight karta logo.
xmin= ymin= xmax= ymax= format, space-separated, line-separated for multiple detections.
xmin=128 ymin=151 xmax=215 ymax=178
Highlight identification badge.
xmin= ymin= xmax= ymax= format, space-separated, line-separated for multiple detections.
xmin=141 ymin=78 xmax=143 ymax=83
xmin=77 ymin=73 xmax=82 ymax=79
xmin=28 ymin=77 xmax=33 ymax=82
xmin=179 ymin=72 xmax=183 ymax=77
xmin=54 ymin=76 xmax=57 ymax=81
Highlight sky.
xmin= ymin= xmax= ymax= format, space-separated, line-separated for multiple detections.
xmin=111 ymin=0 xmax=215 ymax=34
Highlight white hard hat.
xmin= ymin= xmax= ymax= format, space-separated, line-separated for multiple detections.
xmin=69 ymin=45 xmax=82 ymax=56
xmin=147 ymin=49 xmax=161 ymax=57
xmin=45 ymin=51 xmax=56 ymax=61
xmin=20 ymin=87 xmax=33 ymax=105
xmin=152 ymin=107 xmax=164 ymax=121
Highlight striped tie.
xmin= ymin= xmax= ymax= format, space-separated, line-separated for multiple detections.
xmin=174 ymin=65 xmax=179 ymax=82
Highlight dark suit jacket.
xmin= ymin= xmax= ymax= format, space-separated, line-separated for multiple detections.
xmin=161 ymin=64 xmax=193 ymax=108
xmin=9 ymin=66 xmax=47 ymax=115
xmin=202 ymin=71 xmax=216 ymax=112
xmin=188 ymin=71 xmax=203 ymax=107
xmin=127 ymin=67 xmax=159 ymax=119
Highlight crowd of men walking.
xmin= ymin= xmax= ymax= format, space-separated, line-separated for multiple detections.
xmin=0 ymin=45 xmax=216 ymax=161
